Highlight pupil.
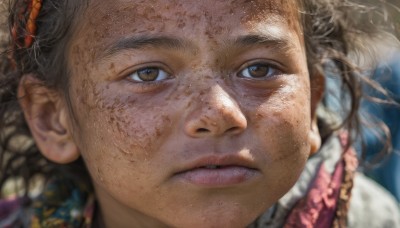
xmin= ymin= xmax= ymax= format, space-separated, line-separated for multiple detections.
xmin=249 ymin=65 xmax=268 ymax=78
xmin=138 ymin=68 xmax=159 ymax=81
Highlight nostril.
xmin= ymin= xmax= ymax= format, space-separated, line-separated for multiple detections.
xmin=227 ymin=127 xmax=241 ymax=133
xmin=196 ymin=128 xmax=210 ymax=133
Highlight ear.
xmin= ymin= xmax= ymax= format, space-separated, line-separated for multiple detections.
xmin=309 ymin=69 xmax=325 ymax=156
xmin=18 ymin=75 xmax=79 ymax=164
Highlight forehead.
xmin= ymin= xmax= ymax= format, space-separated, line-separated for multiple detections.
xmin=80 ymin=0 xmax=300 ymax=36
xmin=86 ymin=0 xmax=300 ymax=19
xmin=71 ymin=0 xmax=302 ymax=62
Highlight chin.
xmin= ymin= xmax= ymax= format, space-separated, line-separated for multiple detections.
xmin=167 ymin=215 xmax=258 ymax=228
xmin=160 ymin=201 xmax=265 ymax=228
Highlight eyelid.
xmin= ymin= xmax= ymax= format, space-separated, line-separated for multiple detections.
xmin=129 ymin=67 xmax=169 ymax=82
xmin=237 ymin=58 xmax=284 ymax=72
xmin=237 ymin=60 xmax=284 ymax=79
xmin=119 ymin=62 xmax=173 ymax=82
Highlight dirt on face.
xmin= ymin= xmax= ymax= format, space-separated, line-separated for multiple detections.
xmin=64 ymin=0 xmax=319 ymax=227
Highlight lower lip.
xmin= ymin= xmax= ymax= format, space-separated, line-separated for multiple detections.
xmin=176 ymin=166 xmax=258 ymax=187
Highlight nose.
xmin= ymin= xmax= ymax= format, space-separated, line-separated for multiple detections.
xmin=184 ymin=85 xmax=247 ymax=137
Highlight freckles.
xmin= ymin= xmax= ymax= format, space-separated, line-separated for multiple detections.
xmin=74 ymin=1 xmax=179 ymax=66
xmin=238 ymin=0 xmax=297 ymax=21
xmin=254 ymin=101 xmax=308 ymax=161
xmin=168 ymin=81 xmax=200 ymax=105
xmin=236 ymin=0 xmax=302 ymax=36
xmin=176 ymin=16 xmax=187 ymax=29
xmin=72 ymin=78 xmax=100 ymax=118
xmin=170 ymin=7 xmax=190 ymax=29
xmin=70 ymin=43 xmax=97 ymax=78
xmin=88 ymin=1 xmax=171 ymax=40
xmin=107 ymin=62 xmax=117 ymax=78
xmin=203 ymin=12 xmax=223 ymax=41
xmin=92 ymin=151 xmax=130 ymax=188
xmin=101 ymin=98 xmax=173 ymax=161
xmin=183 ymin=84 xmax=193 ymax=97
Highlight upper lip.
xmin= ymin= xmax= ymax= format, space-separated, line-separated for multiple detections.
xmin=175 ymin=154 xmax=258 ymax=174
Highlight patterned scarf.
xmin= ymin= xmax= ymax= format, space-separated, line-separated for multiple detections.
xmin=30 ymin=176 xmax=94 ymax=228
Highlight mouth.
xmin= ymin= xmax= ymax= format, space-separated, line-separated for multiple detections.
xmin=202 ymin=165 xmax=224 ymax=169
xmin=174 ymin=155 xmax=259 ymax=188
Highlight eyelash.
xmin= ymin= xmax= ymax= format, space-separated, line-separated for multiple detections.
xmin=124 ymin=61 xmax=282 ymax=84
xmin=237 ymin=62 xmax=282 ymax=80
xmin=127 ymin=66 xmax=171 ymax=83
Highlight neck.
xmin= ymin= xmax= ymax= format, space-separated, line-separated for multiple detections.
xmin=94 ymin=183 xmax=169 ymax=228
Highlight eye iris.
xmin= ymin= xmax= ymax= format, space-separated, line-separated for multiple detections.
xmin=137 ymin=68 xmax=159 ymax=81
xmin=248 ymin=65 xmax=269 ymax=78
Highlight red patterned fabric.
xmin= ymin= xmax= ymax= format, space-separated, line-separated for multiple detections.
xmin=284 ymin=133 xmax=358 ymax=228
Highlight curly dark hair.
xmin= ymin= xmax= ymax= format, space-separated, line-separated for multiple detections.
xmin=0 ymin=0 xmax=399 ymax=196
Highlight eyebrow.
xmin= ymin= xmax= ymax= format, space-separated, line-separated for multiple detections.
xmin=101 ymin=36 xmax=195 ymax=59
xmin=100 ymin=33 xmax=296 ymax=60
xmin=232 ymin=34 xmax=296 ymax=51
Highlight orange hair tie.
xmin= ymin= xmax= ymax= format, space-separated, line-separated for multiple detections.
xmin=24 ymin=0 xmax=42 ymax=47
xmin=11 ymin=0 xmax=42 ymax=48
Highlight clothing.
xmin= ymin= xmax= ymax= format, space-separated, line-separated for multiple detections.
xmin=250 ymin=135 xmax=400 ymax=228
xmin=1 ymin=135 xmax=399 ymax=227
xmin=0 ymin=177 xmax=94 ymax=228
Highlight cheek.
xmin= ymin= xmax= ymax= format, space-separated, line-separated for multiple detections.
xmin=248 ymin=81 xmax=311 ymax=190
xmin=69 ymin=82 xmax=174 ymax=182
xmin=253 ymin=82 xmax=310 ymax=145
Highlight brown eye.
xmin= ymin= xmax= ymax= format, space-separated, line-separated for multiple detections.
xmin=129 ymin=67 xmax=169 ymax=82
xmin=239 ymin=64 xmax=278 ymax=79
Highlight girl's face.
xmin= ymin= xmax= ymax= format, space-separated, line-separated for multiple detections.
xmin=65 ymin=0 xmax=320 ymax=226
